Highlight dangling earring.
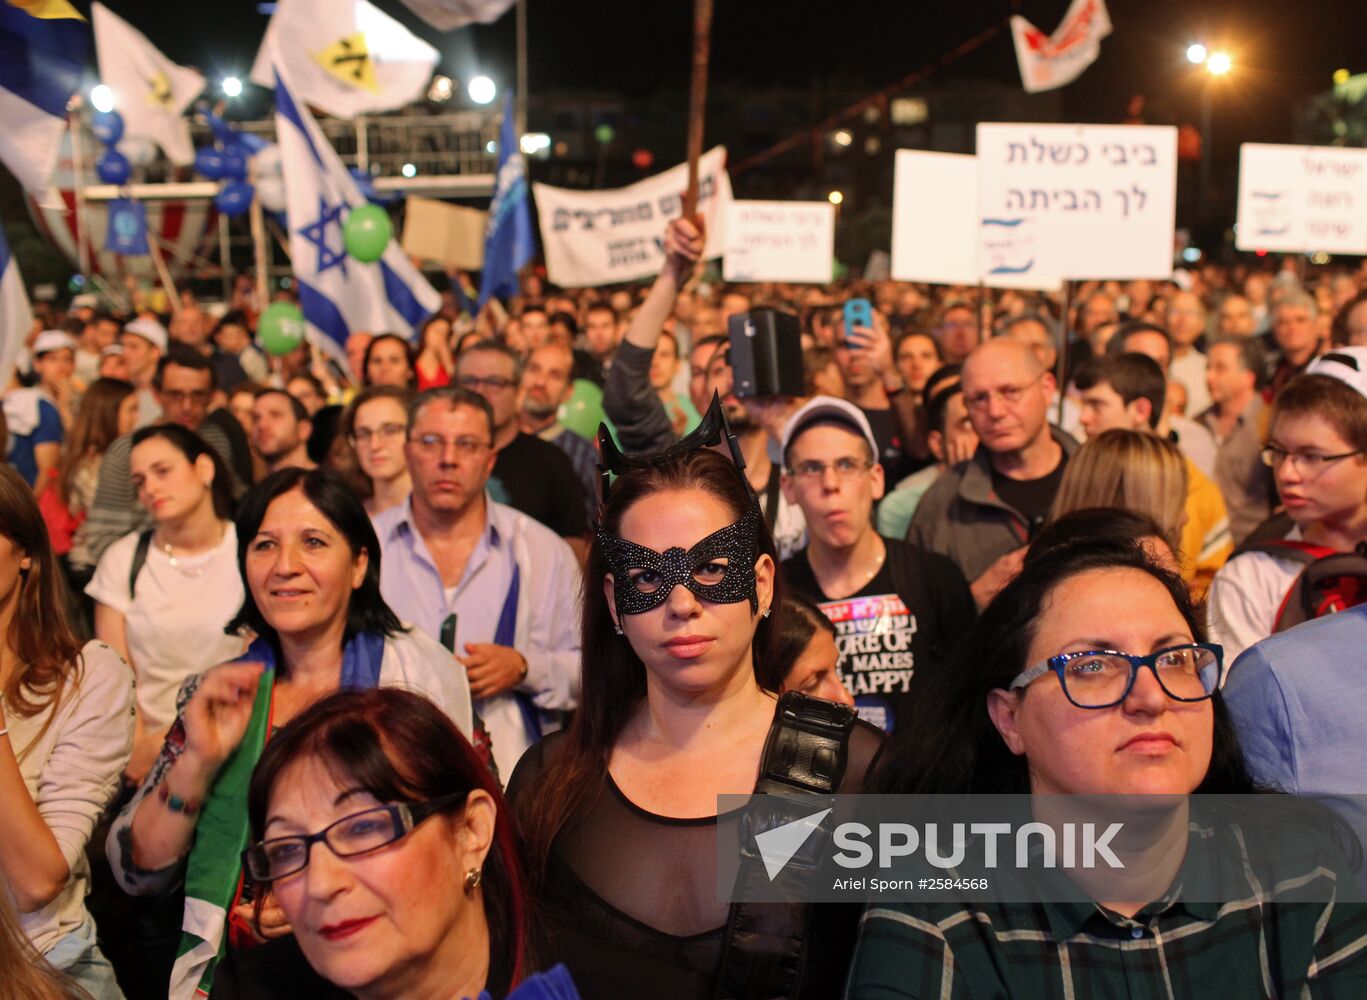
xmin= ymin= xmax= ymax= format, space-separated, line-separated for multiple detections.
xmin=613 ymin=620 xmax=624 ymax=635
xmin=760 ymin=607 xmax=771 ymax=619
xmin=464 ymin=867 xmax=483 ymax=893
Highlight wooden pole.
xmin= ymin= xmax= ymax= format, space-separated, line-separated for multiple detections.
xmin=682 ymin=0 xmax=714 ymax=221
xmin=147 ymin=235 xmax=181 ymax=316
xmin=1055 ymin=279 xmax=1073 ymax=425
xmin=68 ymin=112 xmax=94 ymax=282
xmin=250 ymin=197 xmax=270 ymax=312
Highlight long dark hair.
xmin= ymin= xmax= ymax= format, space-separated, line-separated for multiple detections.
xmin=0 ymin=466 xmax=83 ymax=760
xmin=362 ymin=333 xmax=417 ymax=388
xmin=517 ymin=449 xmax=784 ymax=882
xmin=130 ymin=423 xmax=234 ymax=520
xmin=247 ymin=688 xmax=529 ymax=994
xmin=57 ymin=376 xmax=132 ymax=505
xmin=226 ymin=468 xmax=403 ymax=655
xmin=760 ymin=593 xmax=836 ymax=692
xmin=871 ymin=538 xmax=1258 ymax=795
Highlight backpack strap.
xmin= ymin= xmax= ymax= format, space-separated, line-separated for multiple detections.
xmin=128 ymin=528 xmax=155 ymax=601
xmin=715 ymin=692 xmax=856 ymax=1000
xmin=1274 ymin=542 xmax=1367 ymax=632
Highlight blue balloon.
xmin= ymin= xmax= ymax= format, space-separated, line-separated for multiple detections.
xmin=91 ymin=110 xmax=124 ymax=145
xmin=195 ymin=148 xmax=226 ymax=180
xmin=214 ymin=181 xmax=254 ymax=218
xmin=96 ymin=149 xmax=131 ymax=185
xmin=221 ymin=151 xmax=247 ymax=182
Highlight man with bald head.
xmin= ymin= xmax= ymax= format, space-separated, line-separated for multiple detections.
xmin=909 ymin=339 xmax=1078 ymax=607
xmin=1167 ymin=290 xmax=1212 ymax=416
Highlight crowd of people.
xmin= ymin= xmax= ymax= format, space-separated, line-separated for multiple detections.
xmin=3 ymin=217 xmax=1367 ymax=998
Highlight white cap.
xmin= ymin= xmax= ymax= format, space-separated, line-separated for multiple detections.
xmin=122 ymin=317 xmax=168 ymax=352
xmin=1307 ymin=347 xmax=1367 ymax=400
xmin=71 ymin=293 xmax=99 ymax=309
xmin=100 ymin=343 xmax=124 ymax=357
xmin=32 ymin=330 xmax=78 ymax=356
xmin=780 ymin=395 xmax=880 ymax=467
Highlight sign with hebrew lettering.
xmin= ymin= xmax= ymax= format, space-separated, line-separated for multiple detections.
xmin=891 ymin=150 xmax=1061 ymax=289
xmin=722 ymin=200 xmax=834 ymax=283
xmin=532 ymin=146 xmax=733 ymax=287
xmin=1235 ymin=143 xmax=1367 ymax=255
xmin=976 ymin=123 xmax=1177 ymax=281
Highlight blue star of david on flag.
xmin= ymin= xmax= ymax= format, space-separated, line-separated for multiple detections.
xmin=299 ymin=196 xmax=348 ymax=276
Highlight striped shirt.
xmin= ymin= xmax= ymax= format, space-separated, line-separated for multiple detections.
xmin=846 ymin=820 xmax=1367 ymax=999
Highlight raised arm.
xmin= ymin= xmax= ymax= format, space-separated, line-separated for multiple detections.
xmin=604 ymin=218 xmax=704 ymax=453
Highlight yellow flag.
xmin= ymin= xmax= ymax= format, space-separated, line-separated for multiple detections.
xmin=312 ymin=34 xmax=379 ymax=94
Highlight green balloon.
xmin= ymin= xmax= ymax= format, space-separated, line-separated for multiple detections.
xmin=559 ymin=379 xmax=606 ymax=441
xmin=343 ymin=204 xmax=393 ymax=263
xmin=258 ymin=302 xmax=306 ymax=356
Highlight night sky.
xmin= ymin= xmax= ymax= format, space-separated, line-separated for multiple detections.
xmin=88 ymin=0 xmax=1366 ymax=146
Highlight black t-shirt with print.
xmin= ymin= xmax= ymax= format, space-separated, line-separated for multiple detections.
xmin=782 ymin=538 xmax=976 ymax=734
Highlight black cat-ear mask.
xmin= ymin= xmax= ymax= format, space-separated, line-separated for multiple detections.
xmin=596 ymin=394 xmax=762 ymax=616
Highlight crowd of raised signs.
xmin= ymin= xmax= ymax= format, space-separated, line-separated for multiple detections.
xmin=4 ymin=222 xmax=1367 ymax=999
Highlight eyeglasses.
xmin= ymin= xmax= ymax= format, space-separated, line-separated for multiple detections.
xmin=159 ymin=389 xmax=211 ymax=406
xmin=1009 ymin=643 xmax=1223 ymax=709
xmin=409 ymin=433 xmax=491 ymax=458
xmin=788 ymin=457 xmax=873 ymax=481
xmin=456 ymin=374 xmax=516 ymax=393
xmin=349 ymin=422 xmax=407 ymax=445
xmin=242 ymin=792 xmax=468 ymax=882
xmin=1260 ymin=446 xmax=1362 ymax=475
xmin=964 ymin=378 xmax=1040 ymax=412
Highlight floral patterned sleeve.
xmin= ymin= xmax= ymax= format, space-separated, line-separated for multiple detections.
xmin=105 ymin=672 xmax=205 ymax=896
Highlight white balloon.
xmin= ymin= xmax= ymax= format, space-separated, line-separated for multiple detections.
xmin=256 ymin=175 xmax=287 ymax=212
xmin=251 ymin=144 xmax=282 ymax=178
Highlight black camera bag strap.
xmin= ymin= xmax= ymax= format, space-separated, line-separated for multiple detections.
xmin=714 ymin=692 xmax=857 ymax=1000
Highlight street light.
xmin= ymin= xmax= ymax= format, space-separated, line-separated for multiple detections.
xmin=827 ymin=190 xmax=844 ymax=206
xmin=467 ymin=75 xmax=496 ymax=105
xmin=1188 ymin=43 xmax=1235 ymax=226
xmin=222 ymin=76 xmax=243 ymax=98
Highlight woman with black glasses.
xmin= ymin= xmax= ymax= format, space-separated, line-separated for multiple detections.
xmin=849 ymin=537 xmax=1367 ymax=997
xmin=237 ymin=687 xmax=544 ymax=1000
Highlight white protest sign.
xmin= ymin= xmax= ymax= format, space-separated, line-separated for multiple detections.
xmin=890 ymin=149 xmax=1060 ymax=289
xmin=1236 ymin=143 xmax=1367 ymax=254
xmin=977 ymin=123 xmax=1177 ymax=281
xmin=532 ymin=146 xmax=732 ymax=287
xmin=722 ymin=200 xmax=834 ymax=283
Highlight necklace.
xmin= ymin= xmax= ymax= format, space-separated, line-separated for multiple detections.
xmin=161 ymin=524 xmax=226 ymax=578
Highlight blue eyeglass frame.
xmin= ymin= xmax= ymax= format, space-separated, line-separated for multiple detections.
xmin=1007 ymin=642 xmax=1225 ymax=709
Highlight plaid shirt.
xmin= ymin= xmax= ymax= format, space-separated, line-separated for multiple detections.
xmin=846 ymin=822 xmax=1367 ymax=999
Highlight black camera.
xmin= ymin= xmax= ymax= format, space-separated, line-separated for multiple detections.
xmin=726 ymin=308 xmax=804 ymax=399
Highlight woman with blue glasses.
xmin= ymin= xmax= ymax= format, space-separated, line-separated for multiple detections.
xmin=849 ymin=537 xmax=1367 ymax=997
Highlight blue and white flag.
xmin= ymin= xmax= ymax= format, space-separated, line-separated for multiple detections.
xmin=0 ymin=224 xmax=33 ymax=387
xmin=479 ymin=91 xmax=535 ymax=307
xmin=0 ymin=0 xmax=88 ymax=198
xmin=272 ymin=55 xmax=440 ymax=356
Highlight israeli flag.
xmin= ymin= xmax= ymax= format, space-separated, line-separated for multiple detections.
xmin=0 ymin=226 xmax=33 ymax=387
xmin=273 ymin=55 xmax=440 ymax=357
